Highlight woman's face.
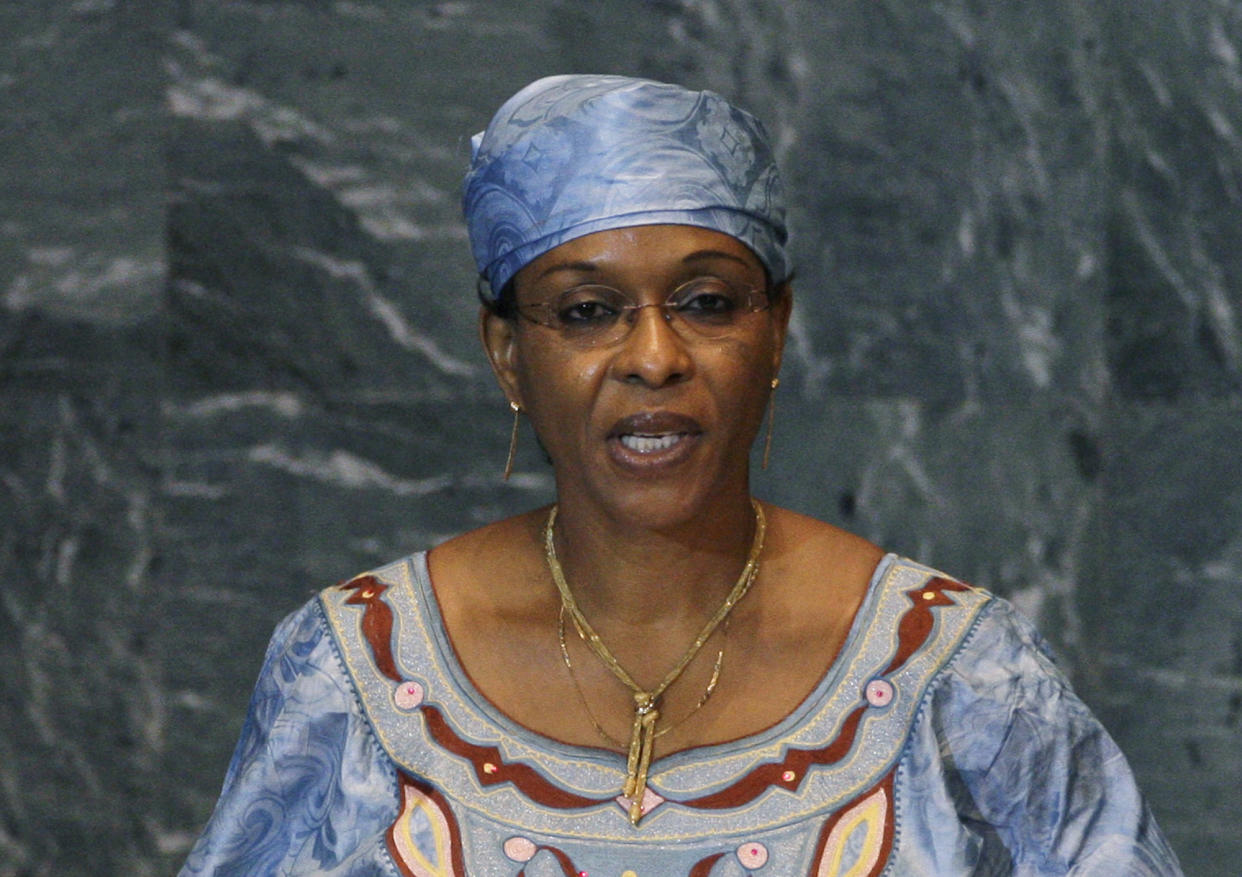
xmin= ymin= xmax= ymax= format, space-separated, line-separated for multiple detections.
xmin=481 ymin=224 xmax=791 ymax=527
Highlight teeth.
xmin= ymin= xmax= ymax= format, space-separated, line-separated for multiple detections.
xmin=619 ymin=433 xmax=682 ymax=453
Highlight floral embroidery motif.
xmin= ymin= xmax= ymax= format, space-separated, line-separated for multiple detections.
xmin=386 ymin=773 xmax=466 ymax=877
xmin=394 ymin=680 xmax=425 ymax=710
xmin=736 ymin=841 xmax=769 ymax=868
xmin=809 ymin=772 xmax=895 ymax=877
xmin=864 ymin=678 xmax=894 ymax=708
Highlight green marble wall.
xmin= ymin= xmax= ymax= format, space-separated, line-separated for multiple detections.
xmin=2 ymin=1 xmax=1240 ymax=873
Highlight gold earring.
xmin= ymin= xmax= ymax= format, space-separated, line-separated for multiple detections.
xmin=503 ymin=401 xmax=521 ymax=481
xmin=762 ymin=378 xmax=779 ymax=470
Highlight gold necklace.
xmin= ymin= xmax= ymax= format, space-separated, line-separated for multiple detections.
xmin=543 ymin=499 xmax=766 ymax=825
xmin=557 ymin=604 xmax=727 ymax=748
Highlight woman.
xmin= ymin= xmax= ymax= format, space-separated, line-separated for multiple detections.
xmin=182 ymin=75 xmax=1181 ymax=875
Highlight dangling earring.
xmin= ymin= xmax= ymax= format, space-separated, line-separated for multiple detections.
xmin=503 ymin=401 xmax=521 ymax=481
xmin=762 ymin=377 xmax=779 ymax=471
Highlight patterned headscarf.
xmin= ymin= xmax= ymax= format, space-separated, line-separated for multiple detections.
xmin=463 ymin=74 xmax=789 ymax=297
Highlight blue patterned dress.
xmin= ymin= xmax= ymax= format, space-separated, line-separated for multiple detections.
xmin=181 ymin=553 xmax=1182 ymax=876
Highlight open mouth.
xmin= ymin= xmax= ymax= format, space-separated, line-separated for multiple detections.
xmin=618 ymin=433 xmax=687 ymax=453
xmin=607 ymin=412 xmax=702 ymax=467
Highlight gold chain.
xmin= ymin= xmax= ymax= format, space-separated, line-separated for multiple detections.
xmin=557 ymin=604 xmax=727 ymax=749
xmin=543 ymin=499 xmax=766 ymax=825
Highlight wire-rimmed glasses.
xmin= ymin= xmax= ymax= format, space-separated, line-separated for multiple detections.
xmin=515 ymin=277 xmax=771 ymax=348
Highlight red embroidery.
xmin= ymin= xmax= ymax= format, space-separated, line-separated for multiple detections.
xmin=419 ymin=705 xmax=612 ymax=809
xmin=689 ymin=852 xmax=727 ymax=876
xmin=678 ymin=578 xmax=968 ymax=812
xmin=344 ymin=569 xmax=966 ymax=839
xmin=808 ymin=771 xmax=895 ymax=876
xmin=681 ymin=705 xmax=868 ymax=809
xmin=340 ymin=575 xmax=401 ymax=682
xmin=881 ymin=577 xmax=971 ymax=677
xmin=517 ymin=845 xmax=578 ymax=877
xmin=386 ymin=773 xmax=467 ymax=876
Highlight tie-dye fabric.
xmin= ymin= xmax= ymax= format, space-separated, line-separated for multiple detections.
xmin=463 ymin=75 xmax=790 ymax=295
xmin=181 ymin=553 xmax=1182 ymax=876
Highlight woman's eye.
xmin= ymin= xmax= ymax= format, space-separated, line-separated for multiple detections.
xmin=557 ymin=295 xmax=620 ymax=324
xmin=674 ymin=281 xmax=741 ymax=317
xmin=680 ymin=292 xmax=735 ymax=313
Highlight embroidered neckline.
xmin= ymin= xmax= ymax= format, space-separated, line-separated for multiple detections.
xmin=415 ymin=549 xmax=896 ymax=770
xmin=320 ymin=551 xmax=992 ymax=839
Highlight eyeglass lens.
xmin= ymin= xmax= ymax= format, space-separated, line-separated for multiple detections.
xmin=523 ymin=279 xmax=767 ymax=346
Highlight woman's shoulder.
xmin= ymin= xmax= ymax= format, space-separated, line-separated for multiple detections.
xmin=759 ymin=503 xmax=887 ymax=615
xmin=936 ymin=591 xmax=1073 ymax=703
xmin=424 ymin=507 xmax=551 ymax=611
xmin=308 ymin=511 xmax=548 ymax=624
xmin=765 ymin=502 xmax=884 ymax=561
xmin=261 ymin=591 xmax=337 ymax=663
xmin=429 ymin=507 xmax=547 ymax=563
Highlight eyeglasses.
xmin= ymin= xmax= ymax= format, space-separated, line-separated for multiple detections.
xmin=515 ymin=277 xmax=771 ymax=348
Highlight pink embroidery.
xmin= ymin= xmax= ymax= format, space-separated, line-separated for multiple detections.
xmin=809 ymin=772 xmax=895 ymax=876
xmin=386 ymin=773 xmax=466 ymax=876
xmin=502 ymin=836 xmax=537 ymax=862
xmin=393 ymin=680 xmax=424 ymax=710
xmin=736 ymin=841 xmax=769 ymax=867
xmin=615 ymin=786 xmax=665 ymax=818
xmin=865 ymin=678 xmax=894 ymax=708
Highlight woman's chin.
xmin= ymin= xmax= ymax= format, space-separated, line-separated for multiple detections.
xmin=561 ymin=465 xmax=749 ymax=532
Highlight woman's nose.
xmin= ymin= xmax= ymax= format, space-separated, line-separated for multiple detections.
xmin=610 ymin=304 xmax=695 ymax=388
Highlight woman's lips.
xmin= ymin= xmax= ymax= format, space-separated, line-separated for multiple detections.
xmin=607 ymin=412 xmax=702 ymax=466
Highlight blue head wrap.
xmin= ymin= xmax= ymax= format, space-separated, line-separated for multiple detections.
xmin=463 ymin=74 xmax=790 ymax=297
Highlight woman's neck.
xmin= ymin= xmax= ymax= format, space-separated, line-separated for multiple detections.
xmin=546 ymin=490 xmax=760 ymax=630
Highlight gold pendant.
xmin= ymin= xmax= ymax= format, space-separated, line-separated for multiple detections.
xmin=623 ymin=694 xmax=659 ymax=825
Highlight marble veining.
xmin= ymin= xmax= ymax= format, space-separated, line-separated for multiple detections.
xmin=1 ymin=1 xmax=1239 ymax=874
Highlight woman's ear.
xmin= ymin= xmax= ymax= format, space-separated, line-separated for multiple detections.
xmin=479 ymin=306 xmax=523 ymax=408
